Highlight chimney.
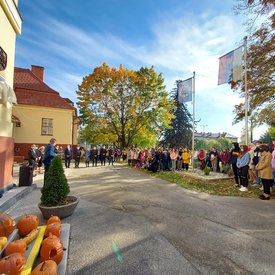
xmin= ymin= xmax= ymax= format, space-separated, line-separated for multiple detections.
xmin=31 ymin=65 xmax=44 ymax=81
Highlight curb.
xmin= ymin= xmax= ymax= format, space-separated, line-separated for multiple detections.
xmin=0 ymin=184 xmax=37 ymax=213
xmin=59 ymin=223 xmax=70 ymax=275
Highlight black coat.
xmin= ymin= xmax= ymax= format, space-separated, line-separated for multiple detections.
xmin=65 ymin=148 xmax=73 ymax=159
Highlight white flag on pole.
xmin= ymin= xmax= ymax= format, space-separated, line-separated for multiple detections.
xmin=218 ymin=46 xmax=243 ymax=85
xmin=178 ymin=77 xmax=193 ymax=103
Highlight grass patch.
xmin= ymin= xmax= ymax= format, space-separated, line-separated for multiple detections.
xmin=132 ymin=167 xmax=262 ymax=198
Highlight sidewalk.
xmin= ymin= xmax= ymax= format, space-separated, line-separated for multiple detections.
xmin=4 ymin=162 xmax=122 ymax=212
xmin=7 ymin=164 xmax=201 ymax=274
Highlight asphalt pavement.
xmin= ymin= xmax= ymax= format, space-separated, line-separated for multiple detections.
xmin=8 ymin=163 xmax=275 ymax=274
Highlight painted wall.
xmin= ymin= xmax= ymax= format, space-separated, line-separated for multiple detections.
xmin=0 ymin=0 xmax=21 ymax=191
xmin=0 ymin=0 xmax=22 ymax=85
xmin=13 ymin=105 xmax=75 ymax=157
xmin=0 ymin=136 xmax=14 ymax=195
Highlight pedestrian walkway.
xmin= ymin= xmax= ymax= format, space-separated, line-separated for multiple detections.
xmin=5 ymin=163 xmax=275 ymax=274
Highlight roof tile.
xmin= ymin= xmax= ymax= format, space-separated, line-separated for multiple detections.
xmin=14 ymin=67 xmax=75 ymax=110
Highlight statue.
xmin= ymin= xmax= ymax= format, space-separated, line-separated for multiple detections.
xmin=0 ymin=75 xmax=17 ymax=106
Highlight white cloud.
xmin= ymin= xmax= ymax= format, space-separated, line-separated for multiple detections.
xmin=17 ymin=8 xmax=265 ymax=139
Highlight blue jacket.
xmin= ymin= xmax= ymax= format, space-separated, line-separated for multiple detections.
xmin=43 ymin=143 xmax=56 ymax=166
xmin=237 ymin=152 xmax=251 ymax=168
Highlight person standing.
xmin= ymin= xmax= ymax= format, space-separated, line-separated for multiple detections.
xmin=54 ymin=145 xmax=62 ymax=158
xmin=37 ymin=146 xmax=45 ymax=174
xmin=236 ymin=145 xmax=251 ymax=192
xmin=209 ymin=148 xmax=218 ymax=172
xmin=256 ymin=144 xmax=273 ymax=200
xmin=108 ymin=147 xmax=114 ymax=165
xmin=183 ymin=148 xmax=191 ymax=171
xmin=162 ymin=148 xmax=170 ymax=171
xmin=251 ymin=140 xmax=262 ymax=188
xmin=122 ymin=148 xmax=127 ymax=161
xmin=100 ymin=146 xmax=107 ymax=166
xmin=127 ymin=148 xmax=132 ymax=166
xmin=91 ymin=147 xmax=98 ymax=167
xmin=28 ymin=144 xmax=38 ymax=177
xmin=74 ymin=146 xmax=81 ymax=168
xmin=116 ymin=148 xmax=122 ymax=162
xmin=85 ymin=148 xmax=91 ymax=167
xmin=248 ymin=143 xmax=257 ymax=184
xmin=43 ymin=138 xmax=56 ymax=173
xmin=220 ymin=149 xmax=230 ymax=173
xmin=229 ymin=142 xmax=241 ymax=187
xmin=198 ymin=149 xmax=206 ymax=170
xmin=170 ymin=148 xmax=178 ymax=172
xmin=272 ymin=139 xmax=275 ymax=188
xmin=177 ymin=147 xmax=183 ymax=170
xmin=64 ymin=145 xmax=73 ymax=168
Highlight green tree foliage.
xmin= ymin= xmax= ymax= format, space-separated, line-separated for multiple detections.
xmin=259 ymin=126 xmax=275 ymax=149
xmin=232 ymin=0 xmax=275 ymax=127
xmin=195 ymin=138 xmax=234 ymax=151
xmin=78 ymin=124 xmax=117 ymax=146
xmin=77 ymin=63 xmax=174 ymax=148
xmin=41 ymin=157 xmax=70 ymax=206
xmin=161 ymin=81 xmax=193 ymax=147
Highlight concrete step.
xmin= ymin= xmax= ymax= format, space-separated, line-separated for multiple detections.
xmin=0 ymin=184 xmax=37 ymax=213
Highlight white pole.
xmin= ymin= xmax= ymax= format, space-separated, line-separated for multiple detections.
xmin=192 ymin=71 xmax=195 ymax=171
xmin=244 ymin=36 xmax=249 ymax=145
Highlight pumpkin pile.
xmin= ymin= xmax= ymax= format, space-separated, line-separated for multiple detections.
xmin=0 ymin=213 xmax=63 ymax=275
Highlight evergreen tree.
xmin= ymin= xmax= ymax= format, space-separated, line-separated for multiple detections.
xmin=41 ymin=157 xmax=70 ymax=206
xmin=162 ymin=81 xmax=192 ymax=147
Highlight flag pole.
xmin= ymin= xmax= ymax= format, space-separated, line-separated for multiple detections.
xmin=192 ymin=71 xmax=195 ymax=171
xmin=244 ymin=36 xmax=248 ymax=145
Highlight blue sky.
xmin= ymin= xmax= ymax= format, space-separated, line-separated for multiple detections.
xmin=15 ymin=0 xmax=267 ymax=139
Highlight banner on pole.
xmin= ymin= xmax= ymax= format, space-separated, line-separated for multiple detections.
xmin=178 ymin=77 xmax=193 ymax=103
xmin=218 ymin=46 xmax=243 ymax=85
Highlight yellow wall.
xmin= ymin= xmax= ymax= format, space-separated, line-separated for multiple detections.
xmin=73 ymin=117 xmax=79 ymax=145
xmin=0 ymin=0 xmax=21 ymax=137
xmin=0 ymin=0 xmax=22 ymax=85
xmin=12 ymin=105 xmax=75 ymax=145
xmin=0 ymin=0 xmax=21 ymax=189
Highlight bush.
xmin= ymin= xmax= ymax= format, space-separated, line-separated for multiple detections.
xmin=204 ymin=166 xmax=211 ymax=176
xmin=41 ymin=157 xmax=70 ymax=206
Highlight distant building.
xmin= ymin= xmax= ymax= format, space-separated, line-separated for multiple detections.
xmin=195 ymin=132 xmax=238 ymax=142
xmin=13 ymin=65 xmax=79 ymax=158
xmin=0 ymin=0 xmax=22 ymax=194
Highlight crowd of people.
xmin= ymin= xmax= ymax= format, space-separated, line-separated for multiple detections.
xmin=28 ymin=138 xmax=275 ymax=201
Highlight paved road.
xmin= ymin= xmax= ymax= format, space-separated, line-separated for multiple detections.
xmin=9 ymin=165 xmax=275 ymax=274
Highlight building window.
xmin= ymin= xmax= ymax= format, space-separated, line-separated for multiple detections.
xmin=0 ymin=46 xmax=7 ymax=71
xmin=41 ymin=118 xmax=53 ymax=136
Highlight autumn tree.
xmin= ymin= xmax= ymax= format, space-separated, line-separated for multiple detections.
xmin=232 ymin=0 xmax=275 ymax=129
xmin=77 ymin=63 xmax=174 ymax=147
xmin=161 ymin=81 xmax=192 ymax=147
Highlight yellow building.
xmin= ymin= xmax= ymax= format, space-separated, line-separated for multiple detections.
xmin=13 ymin=66 xmax=79 ymax=158
xmin=0 ymin=0 xmax=22 ymax=194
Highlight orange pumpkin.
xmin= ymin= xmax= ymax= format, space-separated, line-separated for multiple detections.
xmin=0 ymin=213 xmax=16 ymax=237
xmin=47 ymin=216 xmax=61 ymax=225
xmin=31 ymin=260 xmax=57 ymax=275
xmin=40 ymin=234 xmax=63 ymax=265
xmin=44 ymin=223 xmax=61 ymax=238
xmin=5 ymin=240 xmax=26 ymax=256
xmin=17 ymin=215 xmax=39 ymax=237
xmin=0 ymin=253 xmax=26 ymax=275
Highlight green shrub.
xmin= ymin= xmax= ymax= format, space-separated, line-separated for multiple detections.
xmin=204 ymin=166 xmax=211 ymax=176
xmin=41 ymin=156 xmax=70 ymax=206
